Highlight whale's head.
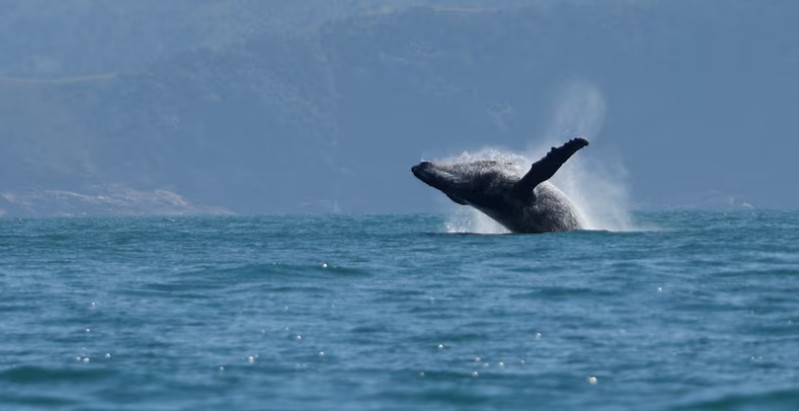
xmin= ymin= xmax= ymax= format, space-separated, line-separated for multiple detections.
xmin=411 ymin=160 xmax=520 ymax=208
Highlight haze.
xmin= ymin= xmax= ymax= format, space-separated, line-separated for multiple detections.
xmin=1 ymin=0 xmax=796 ymax=216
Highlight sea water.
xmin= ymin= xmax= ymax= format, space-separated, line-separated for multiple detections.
xmin=1 ymin=211 xmax=798 ymax=410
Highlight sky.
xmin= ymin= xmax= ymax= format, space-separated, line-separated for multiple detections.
xmin=0 ymin=0 xmax=797 ymax=216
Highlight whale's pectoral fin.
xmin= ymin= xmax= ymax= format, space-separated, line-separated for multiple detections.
xmin=513 ymin=137 xmax=589 ymax=196
xmin=446 ymin=193 xmax=468 ymax=205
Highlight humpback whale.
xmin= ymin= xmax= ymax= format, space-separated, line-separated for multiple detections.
xmin=411 ymin=138 xmax=589 ymax=233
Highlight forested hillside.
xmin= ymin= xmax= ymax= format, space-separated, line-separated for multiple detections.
xmin=1 ymin=1 xmax=796 ymax=215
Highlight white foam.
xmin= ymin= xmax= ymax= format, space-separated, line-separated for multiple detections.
xmin=444 ymin=207 xmax=508 ymax=234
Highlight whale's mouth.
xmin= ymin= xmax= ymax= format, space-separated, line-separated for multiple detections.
xmin=410 ymin=162 xmax=428 ymax=179
xmin=412 ymin=162 xmax=471 ymax=206
xmin=411 ymin=162 xmax=440 ymax=188
xmin=412 ymin=162 xmax=460 ymax=187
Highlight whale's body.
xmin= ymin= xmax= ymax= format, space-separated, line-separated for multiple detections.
xmin=411 ymin=138 xmax=588 ymax=233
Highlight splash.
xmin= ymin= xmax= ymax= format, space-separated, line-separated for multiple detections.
xmin=546 ymin=149 xmax=634 ymax=231
xmin=444 ymin=207 xmax=509 ymax=234
xmin=443 ymin=81 xmax=635 ymax=233
xmin=544 ymin=80 xmax=608 ymax=140
xmin=539 ymin=81 xmax=634 ymax=231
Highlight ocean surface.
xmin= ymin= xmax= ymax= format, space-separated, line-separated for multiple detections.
xmin=1 ymin=211 xmax=798 ymax=411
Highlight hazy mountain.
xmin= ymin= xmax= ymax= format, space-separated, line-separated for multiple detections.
xmin=1 ymin=1 xmax=797 ymax=216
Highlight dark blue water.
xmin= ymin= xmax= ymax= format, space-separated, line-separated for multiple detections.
xmin=1 ymin=211 xmax=798 ymax=410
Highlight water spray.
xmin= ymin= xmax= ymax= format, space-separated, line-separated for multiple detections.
xmin=443 ymin=81 xmax=635 ymax=233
